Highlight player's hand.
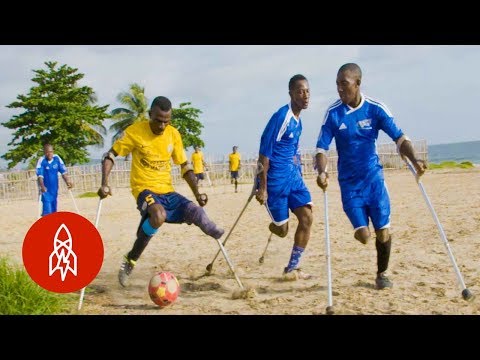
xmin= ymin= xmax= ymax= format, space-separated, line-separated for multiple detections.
xmin=256 ymin=188 xmax=267 ymax=205
xmin=40 ymin=185 xmax=47 ymax=193
xmin=317 ymin=172 xmax=329 ymax=191
xmin=66 ymin=182 xmax=73 ymax=189
xmin=97 ymin=185 xmax=112 ymax=199
xmin=414 ymin=159 xmax=428 ymax=178
xmin=196 ymin=193 xmax=208 ymax=207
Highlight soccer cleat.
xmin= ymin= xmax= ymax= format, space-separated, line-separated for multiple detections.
xmin=282 ymin=267 xmax=312 ymax=281
xmin=118 ymin=256 xmax=136 ymax=287
xmin=375 ymin=272 xmax=393 ymax=289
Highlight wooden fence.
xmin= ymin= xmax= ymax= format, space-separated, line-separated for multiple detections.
xmin=0 ymin=140 xmax=427 ymax=202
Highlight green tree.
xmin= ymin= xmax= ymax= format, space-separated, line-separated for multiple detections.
xmin=109 ymin=83 xmax=148 ymax=144
xmin=1 ymin=61 xmax=109 ymax=169
xmin=172 ymin=102 xmax=204 ymax=149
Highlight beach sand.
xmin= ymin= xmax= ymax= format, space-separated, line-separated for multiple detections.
xmin=2 ymin=167 xmax=479 ymax=315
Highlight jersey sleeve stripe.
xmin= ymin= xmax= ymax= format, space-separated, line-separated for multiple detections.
xmin=365 ymin=96 xmax=393 ymax=117
xmin=275 ymin=109 xmax=292 ymax=142
xmin=317 ymin=99 xmax=342 ymax=146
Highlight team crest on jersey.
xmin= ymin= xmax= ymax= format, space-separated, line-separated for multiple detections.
xmin=167 ymin=144 xmax=173 ymax=154
xmin=357 ymin=119 xmax=372 ymax=129
xmin=53 ymin=164 xmax=58 ymax=169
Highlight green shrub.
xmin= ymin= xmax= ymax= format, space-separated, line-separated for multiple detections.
xmin=78 ymin=192 xmax=98 ymax=198
xmin=0 ymin=257 xmax=75 ymax=315
xmin=428 ymin=161 xmax=474 ymax=170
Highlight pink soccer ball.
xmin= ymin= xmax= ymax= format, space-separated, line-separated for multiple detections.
xmin=148 ymin=271 xmax=180 ymax=307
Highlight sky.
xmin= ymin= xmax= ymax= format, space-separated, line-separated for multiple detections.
xmin=1 ymin=45 xmax=479 ymax=168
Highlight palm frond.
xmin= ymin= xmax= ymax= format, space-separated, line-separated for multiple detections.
xmin=111 ymin=108 xmax=133 ymax=116
xmin=109 ymin=117 xmax=136 ymax=133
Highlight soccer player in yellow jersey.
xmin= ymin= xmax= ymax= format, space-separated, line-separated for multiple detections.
xmin=191 ymin=146 xmax=207 ymax=185
xmin=97 ymin=96 xmax=224 ymax=287
xmin=228 ymin=146 xmax=241 ymax=193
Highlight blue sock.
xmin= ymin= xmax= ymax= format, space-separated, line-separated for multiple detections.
xmin=285 ymin=245 xmax=305 ymax=272
xmin=128 ymin=218 xmax=158 ymax=261
xmin=141 ymin=218 xmax=158 ymax=236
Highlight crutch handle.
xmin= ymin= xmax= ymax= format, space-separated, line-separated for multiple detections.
xmin=403 ymin=157 xmax=428 ymax=183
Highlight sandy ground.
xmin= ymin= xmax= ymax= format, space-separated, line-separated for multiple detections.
xmin=1 ymin=167 xmax=480 ymax=315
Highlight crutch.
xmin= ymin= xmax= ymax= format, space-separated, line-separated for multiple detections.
xmin=404 ymin=159 xmax=474 ymax=301
xmin=205 ymin=163 xmax=263 ymax=273
xmin=205 ymin=170 xmax=213 ymax=187
xmin=68 ymin=189 xmax=80 ymax=214
xmin=214 ymin=238 xmax=244 ymax=290
xmin=37 ymin=193 xmax=42 ymax=220
xmin=77 ymin=198 xmax=103 ymax=310
xmin=258 ymin=232 xmax=273 ymax=264
xmin=323 ymin=190 xmax=334 ymax=314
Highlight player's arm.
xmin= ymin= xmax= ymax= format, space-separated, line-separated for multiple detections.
xmin=396 ymin=135 xmax=427 ymax=177
xmin=56 ymin=155 xmax=72 ymax=189
xmin=257 ymin=113 xmax=281 ymax=205
xmin=97 ymin=149 xmax=117 ymax=199
xmin=62 ymin=173 xmax=73 ymax=189
xmin=314 ymin=111 xmax=334 ymax=191
xmin=315 ymin=152 xmax=329 ymax=191
xmin=36 ymin=159 xmax=47 ymax=193
xmin=256 ymin=154 xmax=269 ymax=205
xmin=181 ymin=161 xmax=208 ymax=207
xmin=377 ymin=105 xmax=428 ymax=177
xmin=37 ymin=176 xmax=47 ymax=193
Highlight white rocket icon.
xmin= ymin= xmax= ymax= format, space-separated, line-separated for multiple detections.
xmin=49 ymin=223 xmax=78 ymax=281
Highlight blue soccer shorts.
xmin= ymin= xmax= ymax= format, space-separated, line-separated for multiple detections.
xmin=137 ymin=190 xmax=192 ymax=224
xmin=41 ymin=192 xmax=58 ymax=216
xmin=266 ymin=176 xmax=312 ymax=226
xmin=342 ymin=179 xmax=391 ymax=231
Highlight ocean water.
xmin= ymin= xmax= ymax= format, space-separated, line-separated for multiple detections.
xmin=428 ymin=140 xmax=480 ymax=164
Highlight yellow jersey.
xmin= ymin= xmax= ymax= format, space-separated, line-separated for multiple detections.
xmin=229 ymin=152 xmax=241 ymax=171
xmin=191 ymin=151 xmax=204 ymax=174
xmin=112 ymin=121 xmax=187 ymax=199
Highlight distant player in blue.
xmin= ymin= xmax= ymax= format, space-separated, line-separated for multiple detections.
xmin=36 ymin=143 xmax=73 ymax=216
xmin=256 ymin=74 xmax=313 ymax=281
xmin=315 ymin=63 xmax=427 ymax=289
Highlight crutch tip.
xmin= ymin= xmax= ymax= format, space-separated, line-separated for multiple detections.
xmin=325 ymin=306 xmax=335 ymax=315
xmin=462 ymin=289 xmax=475 ymax=301
xmin=258 ymin=257 xmax=264 ymax=264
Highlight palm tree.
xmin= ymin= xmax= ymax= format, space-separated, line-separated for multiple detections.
xmin=109 ymin=83 xmax=148 ymax=144
xmin=85 ymin=92 xmax=107 ymax=148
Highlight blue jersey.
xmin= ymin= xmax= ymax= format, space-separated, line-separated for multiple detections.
xmin=259 ymin=103 xmax=303 ymax=187
xmin=316 ymin=94 xmax=403 ymax=192
xmin=36 ymin=154 xmax=67 ymax=197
